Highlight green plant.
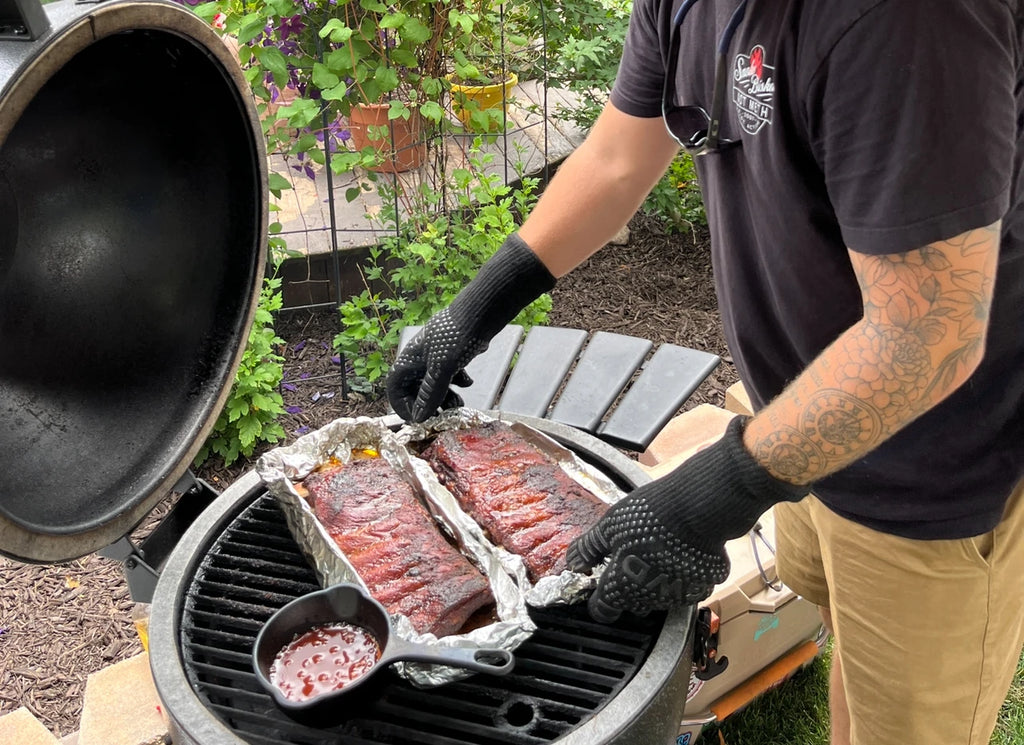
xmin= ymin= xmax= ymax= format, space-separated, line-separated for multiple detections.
xmin=643 ymin=151 xmax=707 ymax=234
xmin=334 ymin=144 xmax=550 ymax=391
xmin=192 ymin=0 xmax=450 ymax=179
xmin=195 ymin=272 xmax=288 ymax=467
xmin=532 ymin=0 xmax=632 ymax=129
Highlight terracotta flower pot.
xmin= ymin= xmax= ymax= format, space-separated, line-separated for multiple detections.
xmin=347 ymin=103 xmax=426 ymax=173
xmin=449 ymin=72 xmax=518 ymax=131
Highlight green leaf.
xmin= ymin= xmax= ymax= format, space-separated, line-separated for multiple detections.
xmin=401 ymin=17 xmax=432 ymax=44
xmin=268 ymin=171 xmax=292 ymax=196
xmin=321 ymin=81 xmax=349 ymax=101
xmin=237 ymin=413 xmax=261 ymax=447
xmin=389 ymin=49 xmax=418 ymax=69
xmin=320 ymin=18 xmax=354 ymax=43
xmin=374 ymin=66 xmax=399 ymax=93
xmin=238 ymin=15 xmax=267 ymax=45
xmin=312 ymin=62 xmax=340 ymax=91
xmin=388 ymin=100 xmax=410 ymax=120
xmin=192 ymin=3 xmax=220 ymax=21
xmin=379 ymin=11 xmax=407 ymax=29
xmin=256 ymin=46 xmax=289 ymax=79
xmin=419 ymin=101 xmax=444 ymax=122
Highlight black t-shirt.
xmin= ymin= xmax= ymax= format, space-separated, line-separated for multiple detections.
xmin=612 ymin=0 xmax=1024 ymax=539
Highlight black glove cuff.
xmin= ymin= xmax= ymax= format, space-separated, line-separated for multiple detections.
xmin=448 ymin=233 xmax=556 ymax=340
xmin=650 ymin=416 xmax=809 ymax=549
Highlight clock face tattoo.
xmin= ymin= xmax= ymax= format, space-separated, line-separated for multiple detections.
xmin=751 ymin=428 xmax=825 ymax=481
xmin=802 ymin=391 xmax=882 ymax=459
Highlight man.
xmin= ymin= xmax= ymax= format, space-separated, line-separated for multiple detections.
xmin=387 ymin=1 xmax=1024 ymax=742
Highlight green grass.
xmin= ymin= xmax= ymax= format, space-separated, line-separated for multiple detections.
xmin=697 ymin=643 xmax=1024 ymax=744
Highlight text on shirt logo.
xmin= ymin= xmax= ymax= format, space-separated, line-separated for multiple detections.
xmin=732 ymin=44 xmax=775 ymax=135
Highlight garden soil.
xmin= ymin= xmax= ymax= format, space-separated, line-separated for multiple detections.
xmin=0 ymin=213 xmax=737 ymax=738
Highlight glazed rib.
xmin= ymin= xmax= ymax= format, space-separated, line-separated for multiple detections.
xmin=423 ymin=421 xmax=609 ymax=582
xmin=302 ymin=457 xmax=494 ymax=637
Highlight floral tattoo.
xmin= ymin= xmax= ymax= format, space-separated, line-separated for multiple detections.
xmin=751 ymin=224 xmax=999 ymax=483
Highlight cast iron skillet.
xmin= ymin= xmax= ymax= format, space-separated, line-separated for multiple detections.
xmin=253 ymin=583 xmax=515 ymax=724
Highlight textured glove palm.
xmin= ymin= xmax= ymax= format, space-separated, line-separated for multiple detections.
xmin=387 ymin=234 xmax=555 ymax=423
xmin=566 ymin=416 xmax=808 ymax=623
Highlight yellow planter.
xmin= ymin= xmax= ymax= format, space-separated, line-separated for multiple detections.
xmin=448 ymin=72 xmax=518 ymax=131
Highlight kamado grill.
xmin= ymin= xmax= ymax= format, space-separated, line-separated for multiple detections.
xmin=0 ymin=2 xmax=824 ymax=742
xmin=150 ymin=416 xmax=696 ymax=745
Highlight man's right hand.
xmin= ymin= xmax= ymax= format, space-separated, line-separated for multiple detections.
xmin=385 ymin=234 xmax=556 ymax=423
xmin=386 ymin=309 xmax=485 ymax=422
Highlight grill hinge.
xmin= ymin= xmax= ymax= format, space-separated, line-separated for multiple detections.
xmin=99 ymin=471 xmax=219 ymax=603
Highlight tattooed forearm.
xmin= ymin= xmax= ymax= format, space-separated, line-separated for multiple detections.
xmin=745 ymin=223 xmax=1000 ymax=485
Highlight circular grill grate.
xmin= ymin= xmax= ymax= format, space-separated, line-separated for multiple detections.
xmin=179 ymin=492 xmax=664 ymax=745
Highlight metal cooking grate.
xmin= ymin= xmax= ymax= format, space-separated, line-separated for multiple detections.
xmin=180 ymin=493 xmax=664 ymax=745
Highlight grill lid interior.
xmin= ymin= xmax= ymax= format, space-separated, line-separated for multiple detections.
xmin=0 ymin=0 xmax=267 ymax=563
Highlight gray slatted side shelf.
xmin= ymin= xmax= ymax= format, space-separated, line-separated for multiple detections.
xmin=395 ymin=325 xmax=721 ymax=452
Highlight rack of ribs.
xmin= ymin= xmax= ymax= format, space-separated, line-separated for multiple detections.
xmin=302 ymin=456 xmax=494 ymax=637
xmin=422 ymin=421 xmax=609 ymax=582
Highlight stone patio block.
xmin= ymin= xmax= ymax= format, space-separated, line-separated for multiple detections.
xmin=724 ymin=380 xmax=754 ymax=416
xmin=639 ymin=403 xmax=734 ymax=479
xmin=0 ymin=707 xmax=60 ymax=745
xmin=78 ymin=653 xmax=168 ymax=745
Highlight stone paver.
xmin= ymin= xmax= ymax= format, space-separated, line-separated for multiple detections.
xmin=724 ymin=380 xmax=753 ymax=416
xmin=78 ymin=653 xmax=167 ymax=745
xmin=639 ymin=403 xmax=734 ymax=479
xmin=0 ymin=707 xmax=61 ymax=745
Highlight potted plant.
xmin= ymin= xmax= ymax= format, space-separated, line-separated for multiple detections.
xmin=445 ymin=0 xmax=525 ymax=131
xmin=202 ymin=0 xmax=451 ymax=174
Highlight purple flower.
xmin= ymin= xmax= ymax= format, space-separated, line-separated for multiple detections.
xmin=295 ymin=425 xmax=311 ymax=435
xmin=282 ymin=383 xmax=298 ymax=392
xmin=278 ymin=14 xmax=306 ymax=41
xmin=285 ymin=405 xmax=303 ymax=414
xmin=331 ymin=355 xmax=341 ymax=365
xmin=293 ymin=340 xmax=306 ymax=352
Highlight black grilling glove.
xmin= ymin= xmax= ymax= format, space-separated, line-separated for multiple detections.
xmin=386 ymin=234 xmax=555 ymax=423
xmin=566 ymin=416 xmax=808 ymax=623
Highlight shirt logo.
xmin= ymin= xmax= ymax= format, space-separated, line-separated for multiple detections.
xmin=732 ymin=44 xmax=775 ymax=135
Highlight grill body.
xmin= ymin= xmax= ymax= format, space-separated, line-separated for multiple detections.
xmin=151 ymin=418 xmax=695 ymax=745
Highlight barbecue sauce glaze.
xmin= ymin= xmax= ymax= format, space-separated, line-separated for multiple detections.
xmin=270 ymin=622 xmax=382 ymax=701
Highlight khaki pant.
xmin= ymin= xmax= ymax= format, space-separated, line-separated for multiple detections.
xmin=775 ymin=480 xmax=1024 ymax=745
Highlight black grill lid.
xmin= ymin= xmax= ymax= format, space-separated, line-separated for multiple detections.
xmin=0 ymin=0 xmax=267 ymax=562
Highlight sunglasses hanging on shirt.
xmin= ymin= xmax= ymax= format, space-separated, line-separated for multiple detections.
xmin=662 ymin=0 xmax=748 ymax=155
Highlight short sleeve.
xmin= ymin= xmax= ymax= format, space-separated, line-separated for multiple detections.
xmin=805 ymin=0 xmax=1017 ymax=254
xmin=609 ymin=0 xmax=668 ymax=118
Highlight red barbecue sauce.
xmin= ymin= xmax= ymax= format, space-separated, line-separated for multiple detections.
xmin=269 ymin=622 xmax=382 ymax=702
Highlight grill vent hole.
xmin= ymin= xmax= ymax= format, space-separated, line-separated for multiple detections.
xmin=497 ymin=698 xmax=539 ymax=729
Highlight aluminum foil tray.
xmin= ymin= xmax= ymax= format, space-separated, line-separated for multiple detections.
xmin=256 ymin=416 xmax=535 ymax=687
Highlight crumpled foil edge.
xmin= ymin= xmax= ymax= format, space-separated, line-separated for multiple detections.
xmin=256 ymin=416 xmax=536 ymax=688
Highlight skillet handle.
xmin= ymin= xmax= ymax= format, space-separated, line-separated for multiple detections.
xmin=383 ymin=640 xmax=515 ymax=676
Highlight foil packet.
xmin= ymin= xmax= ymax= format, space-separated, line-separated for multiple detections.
xmin=396 ymin=408 xmax=626 ymax=608
xmin=256 ymin=416 xmax=536 ymax=687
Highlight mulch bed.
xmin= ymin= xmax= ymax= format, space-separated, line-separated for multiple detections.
xmin=0 ymin=212 xmax=735 ymax=738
